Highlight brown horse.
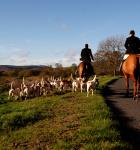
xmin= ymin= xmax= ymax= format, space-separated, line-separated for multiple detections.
xmin=77 ymin=61 xmax=92 ymax=81
xmin=121 ymin=54 xmax=140 ymax=100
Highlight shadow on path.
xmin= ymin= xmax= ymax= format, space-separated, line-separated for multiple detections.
xmin=102 ymin=78 xmax=140 ymax=150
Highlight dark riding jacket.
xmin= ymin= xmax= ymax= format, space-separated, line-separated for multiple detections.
xmin=80 ymin=48 xmax=94 ymax=62
xmin=124 ymin=36 xmax=140 ymax=54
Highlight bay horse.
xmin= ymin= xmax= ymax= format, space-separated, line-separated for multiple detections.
xmin=121 ymin=54 xmax=140 ymax=100
xmin=77 ymin=61 xmax=92 ymax=81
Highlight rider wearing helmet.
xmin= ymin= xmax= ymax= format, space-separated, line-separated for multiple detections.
xmin=120 ymin=30 xmax=140 ymax=72
xmin=124 ymin=30 xmax=140 ymax=54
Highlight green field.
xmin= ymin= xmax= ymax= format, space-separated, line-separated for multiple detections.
xmin=0 ymin=76 xmax=131 ymax=150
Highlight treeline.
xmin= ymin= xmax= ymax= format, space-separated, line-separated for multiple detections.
xmin=0 ymin=65 xmax=77 ymax=79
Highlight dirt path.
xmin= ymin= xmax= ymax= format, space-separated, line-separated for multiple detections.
xmin=103 ymin=77 xmax=140 ymax=150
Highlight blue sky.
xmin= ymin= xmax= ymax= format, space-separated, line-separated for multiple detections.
xmin=0 ymin=0 xmax=140 ymax=67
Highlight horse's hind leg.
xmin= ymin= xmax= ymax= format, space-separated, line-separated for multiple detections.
xmin=133 ymin=80 xmax=139 ymax=101
xmin=125 ymin=76 xmax=129 ymax=97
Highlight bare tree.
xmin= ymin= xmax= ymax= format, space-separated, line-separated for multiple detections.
xmin=55 ymin=63 xmax=63 ymax=68
xmin=94 ymin=36 xmax=125 ymax=75
xmin=98 ymin=36 xmax=125 ymax=52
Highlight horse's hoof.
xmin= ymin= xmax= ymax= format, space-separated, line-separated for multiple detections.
xmin=133 ymin=95 xmax=139 ymax=102
xmin=133 ymin=98 xmax=138 ymax=103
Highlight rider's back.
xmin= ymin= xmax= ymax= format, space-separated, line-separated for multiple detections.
xmin=81 ymin=48 xmax=92 ymax=62
xmin=125 ymin=36 xmax=140 ymax=54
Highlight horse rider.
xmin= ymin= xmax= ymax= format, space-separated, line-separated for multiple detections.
xmin=80 ymin=44 xmax=95 ymax=77
xmin=120 ymin=30 xmax=140 ymax=71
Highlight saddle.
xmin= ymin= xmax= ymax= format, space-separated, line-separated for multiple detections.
xmin=120 ymin=54 xmax=140 ymax=73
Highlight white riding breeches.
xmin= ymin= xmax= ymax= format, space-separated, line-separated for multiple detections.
xmin=123 ymin=54 xmax=129 ymax=60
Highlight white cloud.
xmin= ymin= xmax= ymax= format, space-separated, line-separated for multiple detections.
xmin=8 ymin=49 xmax=30 ymax=65
xmin=62 ymin=49 xmax=80 ymax=66
xmin=0 ymin=46 xmax=80 ymax=67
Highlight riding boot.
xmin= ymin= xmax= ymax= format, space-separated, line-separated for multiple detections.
xmin=90 ymin=63 xmax=95 ymax=76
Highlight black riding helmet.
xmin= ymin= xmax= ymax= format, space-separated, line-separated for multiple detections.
xmin=130 ymin=30 xmax=135 ymax=35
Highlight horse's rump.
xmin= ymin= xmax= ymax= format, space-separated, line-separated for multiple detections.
xmin=122 ymin=54 xmax=140 ymax=79
xmin=122 ymin=54 xmax=140 ymax=100
xmin=78 ymin=61 xmax=91 ymax=80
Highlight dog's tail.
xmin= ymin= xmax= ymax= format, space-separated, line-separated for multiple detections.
xmin=41 ymin=77 xmax=44 ymax=87
xmin=10 ymin=81 xmax=13 ymax=89
xmin=92 ymin=75 xmax=96 ymax=82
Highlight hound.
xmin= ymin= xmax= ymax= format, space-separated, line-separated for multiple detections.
xmin=86 ymin=75 xmax=99 ymax=97
xmin=59 ymin=80 xmax=72 ymax=91
xmin=8 ymin=82 xmax=21 ymax=100
xmin=72 ymin=80 xmax=79 ymax=92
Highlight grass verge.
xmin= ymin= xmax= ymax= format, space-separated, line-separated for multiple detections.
xmin=0 ymin=76 xmax=131 ymax=150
